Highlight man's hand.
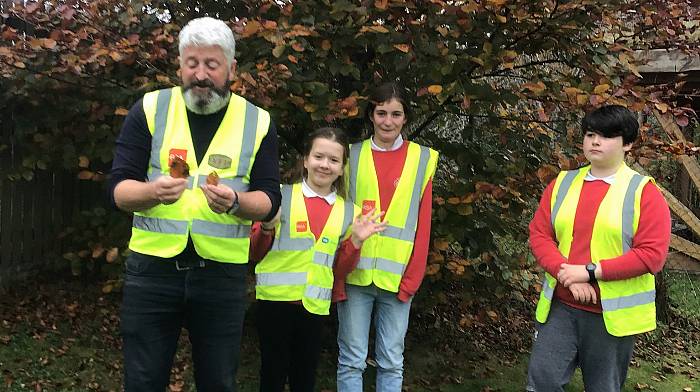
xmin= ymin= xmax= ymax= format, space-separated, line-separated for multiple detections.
xmin=568 ymin=282 xmax=597 ymax=304
xmin=557 ymin=263 xmax=590 ymax=287
xmin=200 ymin=183 xmax=236 ymax=214
xmin=152 ymin=176 xmax=188 ymax=205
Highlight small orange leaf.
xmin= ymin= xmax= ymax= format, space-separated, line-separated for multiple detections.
xmin=287 ymin=55 xmax=298 ymax=64
xmin=91 ymin=244 xmax=105 ymax=259
xmin=393 ymin=44 xmax=410 ymax=53
xmin=29 ymin=39 xmax=43 ymax=49
xmin=654 ymin=102 xmax=669 ymax=113
xmin=522 ymin=81 xmax=545 ymax=94
xmin=42 ymin=38 xmax=57 ymax=49
xmin=106 ymin=248 xmax=119 ymax=263
xmin=427 ymin=85 xmax=443 ymax=94
xmin=101 ymin=284 xmax=113 ymax=294
xmin=78 ymin=170 xmax=94 ymax=180
xmin=375 ymin=0 xmax=388 ymax=10
xmin=321 ymin=40 xmax=332 ymax=50
xmin=78 ymin=156 xmax=90 ymax=168
xmin=291 ymin=42 xmax=304 ymax=52
xmin=114 ymin=107 xmax=129 ymax=116
xmin=109 ymin=51 xmax=123 ymax=61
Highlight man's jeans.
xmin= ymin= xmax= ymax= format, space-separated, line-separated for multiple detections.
xmin=121 ymin=251 xmax=248 ymax=392
xmin=336 ymin=284 xmax=412 ymax=392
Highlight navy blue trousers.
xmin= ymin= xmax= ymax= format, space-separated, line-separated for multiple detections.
xmin=121 ymin=251 xmax=248 ymax=392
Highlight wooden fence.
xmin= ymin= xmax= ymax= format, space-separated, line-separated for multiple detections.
xmin=0 ymin=128 xmax=103 ymax=288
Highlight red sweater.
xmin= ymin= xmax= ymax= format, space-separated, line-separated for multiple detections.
xmin=529 ymin=178 xmax=670 ymax=313
xmin=249 ymin=195 xmax=361 ymax=303
xmin=334 ymin=141 xmax=434 ymax=303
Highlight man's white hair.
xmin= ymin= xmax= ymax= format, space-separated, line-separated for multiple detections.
xmin=178 ymin=17 xmax=236 ymax=67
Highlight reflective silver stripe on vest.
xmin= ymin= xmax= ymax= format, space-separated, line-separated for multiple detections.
xmin=355 ymin=256 xmax=405 ymax=275
xmin=256 ymin=271 xmax=307 ymax=286
xmin=313 ymin=251 xmax=334 ymax=269
xmin=133 ymin=215 xmax=188 ymax=234
xmin=190 ymin=219 xmax=250 ymax=238
xmin=541 ymin=277 xmax=555 ymax=301
xmin=236 ymin=101 xmax=260 ymax=178
xmin=550 ymin=169 xmax=582 ymax=226
xmin=305 ymin=285 xmax=332 ymax=301
xmin=196 ymin=175 xmax=249 ymax=192
xmin=272 ymin=185 xmax=315 ymax=251
xmin=601 ymin=289 xmax=655 ymax=312
xmin=348 ymin=142 xmax=362 ymax=202
xmin=149 ymin=171 xmax=195 ymax=189
xmin=382 ymin=225 xmax=416 ymax=242
xmin=621 ymin=174 xmax=644 ymax=253
xmin=341 ymin=200 xmax=354 ymax=240
xmin=148 ymin=88 xmax=173 ymax=180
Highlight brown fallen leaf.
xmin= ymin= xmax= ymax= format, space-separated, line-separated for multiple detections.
xmin=170 ymin=157 xmax=189 ymax=179
xmin=207 ymin=171 xmax=219 ymax=185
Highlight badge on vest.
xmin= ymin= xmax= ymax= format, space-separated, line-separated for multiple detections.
xmin=322 ymin=237 xmax=329 ymax=243
xmin=208 ymin=154 xmax=233 ymax=169
xmin=296 ymin=221 xmax=308 ymax=232
xmin=362 ymin=200 xmax=376 ymax=215
xmin=169 ymin=148 xmax=188 ymax=165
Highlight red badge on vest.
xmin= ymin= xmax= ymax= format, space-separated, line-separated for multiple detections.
xmin=168 ymin=149 xmax=188 ymax=165
xmin=296 ymin=221 xmax=308 ymax=232
xmin=362 ymin=200 xmax=376 ymax=215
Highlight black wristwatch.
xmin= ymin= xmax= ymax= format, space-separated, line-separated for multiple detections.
xmin=585 ymin=263 xmax=597 ymax=282
xmin=226 ymin=191 xmax=240 ymax=215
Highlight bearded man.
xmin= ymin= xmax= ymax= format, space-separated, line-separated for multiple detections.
xmin=109 ymin=17 xmax=281 ymax=392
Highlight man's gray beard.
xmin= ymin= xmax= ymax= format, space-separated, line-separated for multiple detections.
xmin=183 ymin=88 xmax=231 ymax=115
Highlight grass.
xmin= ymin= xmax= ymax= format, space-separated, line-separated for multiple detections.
xmin=0 ymin=275 xmax=698 ymax=391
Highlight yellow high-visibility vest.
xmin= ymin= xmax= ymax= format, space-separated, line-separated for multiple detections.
xmin=535 ymin=164 xmax=657 ymax=336
xmin=345 ymin=140 xmax=438 ymax=293
xmin=255 ymin=183 xmax=358 ymax=315
xmin=129 ymin=87 xmax=270 ymax=263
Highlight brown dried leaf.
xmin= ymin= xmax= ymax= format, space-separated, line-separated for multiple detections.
xmin=169 ymin=157 xmax=190 ymax=179
xmin=77 ymin=170 xmax=94 ymax=180
xmin=207 ymin=171 xmax=219 ymax=185
xmin=393 ymin=44 xmax=410 ymax=53
xmin=106 ymin=247 xmax=119 ymax=263
xmin=78 ymin=156 xmax=90 ymax=168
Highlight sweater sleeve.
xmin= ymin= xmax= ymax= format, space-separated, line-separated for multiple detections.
xmin=599 ymin=182 xmax=671 ymax=280
xmin=108 ymin=98 xmax=150 ymax=209
xmin=331 ymin=238 xmax=362 ymax=302
xmin=397 ymin=180 xmax=433 ymax=302
xmin=529 ymin=180 xmax=568 ymax=277
xmin=249 ymin=222 xmax=274 ymax=263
